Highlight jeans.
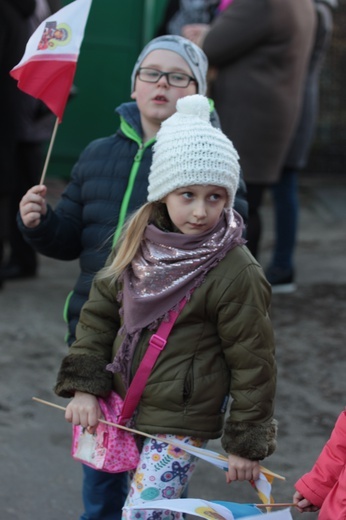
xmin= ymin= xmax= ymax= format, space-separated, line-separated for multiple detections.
xmin=270 ymin=167 xmax=298 ymax=271
xmin=80 ymin=465 xmax=128 ymax=520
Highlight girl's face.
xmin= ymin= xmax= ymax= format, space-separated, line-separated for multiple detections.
xmin=131 ymin=50 xmax=198 ymax=140
xmin=163 ymin=185 xmax=228 ymax=235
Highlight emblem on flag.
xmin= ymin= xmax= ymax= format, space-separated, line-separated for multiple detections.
xmin=37 ymin=21 xmax=72 ymax=50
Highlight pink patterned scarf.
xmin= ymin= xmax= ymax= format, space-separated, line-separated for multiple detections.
xmin=107 ymin=209 xmax=245 ymax=385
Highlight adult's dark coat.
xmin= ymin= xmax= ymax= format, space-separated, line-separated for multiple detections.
xmin=202 ymin=0 xmax=316 ymax=184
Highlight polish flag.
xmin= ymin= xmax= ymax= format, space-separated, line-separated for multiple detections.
xmin=10 ymin=0 xmax=92 ymax=122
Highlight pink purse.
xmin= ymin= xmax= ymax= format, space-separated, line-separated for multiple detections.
xmin=72 ymin=391 xmax=139 ymax=473
xmin=72 ymin=298 xmax=187 ymax=473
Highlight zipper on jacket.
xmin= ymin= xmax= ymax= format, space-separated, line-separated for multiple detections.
xmin=112 ymin=118 xmax=155 ymax=247
xmin=63 ymin=290 xmax=73 ymax=324
xmin=112 ymin=145 xmax=143 ymax=246
xmin=63 ymin=289 xmax=74 ymax=344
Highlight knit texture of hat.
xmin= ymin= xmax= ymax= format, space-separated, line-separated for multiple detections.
xmin=147 ymin=95 xmax=240 ymax=208
xmin=131 ymin=35 xmax=208 ymax=95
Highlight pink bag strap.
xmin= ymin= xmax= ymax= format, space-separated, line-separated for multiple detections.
xmin=118 ymin=297 xmax=188 ymax=425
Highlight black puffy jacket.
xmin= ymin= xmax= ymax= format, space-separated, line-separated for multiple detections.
xmin=18 ymin=101 xmax=248 ymax=345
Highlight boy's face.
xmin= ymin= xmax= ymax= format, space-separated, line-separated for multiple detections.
xmin=131 ymin=50 xmax=198 ymax=136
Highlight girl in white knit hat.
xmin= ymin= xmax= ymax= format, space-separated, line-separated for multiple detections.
xmin=55 ymin=94 xmax=277 ymax=519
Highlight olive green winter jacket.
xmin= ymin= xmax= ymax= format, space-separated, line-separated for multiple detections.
xmin=55 ymin=244 xmax=277 ymax=461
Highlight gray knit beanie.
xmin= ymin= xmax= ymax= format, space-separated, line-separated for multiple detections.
xmin=131 ymin=35 xmax=208 ymax=95
xmin=147 ymin=95 xmax=240 ymax=208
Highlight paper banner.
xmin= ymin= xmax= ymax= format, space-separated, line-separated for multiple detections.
xmin=126 ymin=498 xmax=293 ymax=520
xmin=155 ymin=437 xmax=283 ymax=504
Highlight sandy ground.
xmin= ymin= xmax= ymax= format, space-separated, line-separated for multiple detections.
xmin=1 ymin=175 xmax=346 ymax=520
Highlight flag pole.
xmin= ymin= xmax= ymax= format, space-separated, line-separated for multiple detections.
xmin=32 ymin=396 xmax=210 ymax=445
xmin=39 ymin=116 xmax=59 ymax=185
xmin=255 ymin=503 xmax=296 ymax=508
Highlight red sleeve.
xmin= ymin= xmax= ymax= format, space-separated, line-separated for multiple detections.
xmin=295 ymin=411 xmax=346 ymax=508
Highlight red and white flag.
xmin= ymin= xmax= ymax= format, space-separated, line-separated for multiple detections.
xmin=10 ymin=0 xmax=92 ymax=122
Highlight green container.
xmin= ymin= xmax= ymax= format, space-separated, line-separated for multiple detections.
xmin=48 ymin=0 xmax=167 ymax=179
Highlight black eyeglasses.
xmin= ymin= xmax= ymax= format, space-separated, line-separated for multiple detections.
xmin=137 ymin=68 xmax=196 ymax=88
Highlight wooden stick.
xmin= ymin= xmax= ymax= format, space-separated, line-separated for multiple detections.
xmin=32 ymin=397 xmax=284 ymax=480
xmin=33 ymin=397 xmax=163 ymax=441
xmin=255 ymin=503 xmax=296 ymax=508
xmin=39 ymin=116 xmax=59 ymax=185
xmin=33 ymin=397 xmax=215 ymax=449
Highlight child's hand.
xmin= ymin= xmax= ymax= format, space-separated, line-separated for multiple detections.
xmin=19 ymin=185 xmax=48 ymax=228
xmin=65 ymin=391 xmax=103 ymax=435
xmin=293 ymin=491 xmax=319 ymax=513
xmin=226 ymin=454 xmax=260 ymax=482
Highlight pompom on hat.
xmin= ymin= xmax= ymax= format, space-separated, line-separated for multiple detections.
xmin=131 ymin=35 xmax=208 ymax=95
xmin=147 ymin=95 xmax=240 ymax=208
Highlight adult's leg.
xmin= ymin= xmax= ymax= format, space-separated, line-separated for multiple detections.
xmin=122 ymin=435 xmax=205 ymax=520
xmin=270 ymin=167 xmax=298 ymax=272
xmin=245 ymin=183 xmax=267 ymax=260
xmin=80 ymin=465 xmax=128 ymax=520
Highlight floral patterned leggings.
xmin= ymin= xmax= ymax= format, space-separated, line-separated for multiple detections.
xmin=122 ymin=434 xmax=205 ymax=520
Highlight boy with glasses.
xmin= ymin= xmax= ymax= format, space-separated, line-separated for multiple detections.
xmin=18 ymin=35 xmax=247 ymax=520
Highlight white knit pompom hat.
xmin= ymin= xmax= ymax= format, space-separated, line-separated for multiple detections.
xmin=147 ymin=95 xmax=240 ymax=208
